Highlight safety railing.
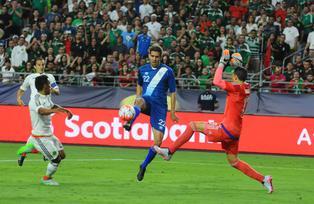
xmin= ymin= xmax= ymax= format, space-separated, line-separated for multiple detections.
xmin=282 ymin=47 xmax=306 ymax=67
xmin=0 ymin=71 xmax=313 ymax=93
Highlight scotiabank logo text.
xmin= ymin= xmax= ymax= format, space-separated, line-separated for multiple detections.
xmin=297 ymin=128 xmax=313 ymax=146
xmin=65 ymin=115 xmax=209 ymax=143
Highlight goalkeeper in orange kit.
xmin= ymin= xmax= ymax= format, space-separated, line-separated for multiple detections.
xmin=154 ymin=50 xmax=274 ymax=193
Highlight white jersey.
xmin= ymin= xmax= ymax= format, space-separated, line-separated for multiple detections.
xmin=29 ymin=93 xmax=54 ymax=136
xmin=20 ymin=73 xmax=59 ymax=101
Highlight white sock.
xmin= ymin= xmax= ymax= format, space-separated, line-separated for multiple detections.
xmin=46 ymin=162 xmax=59 ymax=177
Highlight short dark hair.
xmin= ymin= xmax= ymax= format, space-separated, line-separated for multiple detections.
xmin=35 ymin=57 xmax=43 ymax=64
xmin=149 ymin=45 xmax=163 ymax=55
xmin=35 ymin=75 xmax=49 ymax=91
xmin=234 ymin=67 xmax=247 ymax=81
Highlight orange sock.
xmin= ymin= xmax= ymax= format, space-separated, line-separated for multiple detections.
xmin=31 ymin=149 xmax=39 ymax=154
xmin=43 ymin=176 xmax=51 ymax=180
xmin=169 ymin=124 xmax=194 ymax=154
xmin=233 ymin=160 xmax=264 ymax=182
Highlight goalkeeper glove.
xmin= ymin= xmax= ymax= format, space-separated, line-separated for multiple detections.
xmin=219 ymin=49 xmax=230 ymax=65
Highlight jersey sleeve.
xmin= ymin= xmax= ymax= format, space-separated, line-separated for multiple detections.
xmin=47 ymin=74 xmax=59 ymax=91
xmin=20 ymin=75 xmax=31 ymax=91
xmin=137 ymin=70 xmax=143 ymax=86
xmin=167 ymin=68 xmax=176 ymax=93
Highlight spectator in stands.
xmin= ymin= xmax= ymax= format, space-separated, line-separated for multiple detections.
xmin=137 ymin=26 xmax=151 ymax=58
xmin=246 ymin=29 xmax=261 ymax=72
xmin=71 ymin=32 xmax=86 ymax=58
xmin=283 ymin=19 xmax=299 ymax=51
xmin=274 ymin=2 xmax=287 ymax=28
xmin=70 ymin=56 xmax=85 ymax=75
xmin=46 ymin=4 xmax=61 ymax=25
xmin=180 ymin=66 xmax=197 ymax=89
xmin=301 ymin=60 xmax=313 ymax=80
xmin=198 ymin=67 xmax=211 ymax=90
xmin=207 ymin=0 xmax=223 ymax=22
xmin=119 ymin=61 xmax=135 ymax=87
xmin=304 ymin=24 xmax=314 ymax=58
xmin=236 ymin=34 xmax=251 ymax=69
xmin=270 ymin=66 xmax=286 ymax=93
xmin=112 ymin=36 xmax=128 ymax=55
xmin=0 ymin=43 xmax=7 ymax=68
xmin=284 ymin=62 xmax=295 ymax=82
xmin=139 ymin=0 xmax=153 ymax=20
xmin=223 ymin=37 xmax=236 ymax=53
xmin=246 ymin=15 xmax=258 ymax=33
xmin=197 ymin=83 xmax=218 ymax=111
xmin=0 ymin=6 xmax=13 ymax=39
xmin=199 ymin=28 xmax=215 ymax=50
xmin=229 ymin=0 xmax=247 ymax=20
xmin=11 ymin=36 xmax=28 ymax=70
xmin=288 ymin=71 xmax=303 ymax=94
xmin=264 ymin=16 xmax=280 ymax=37
xmin=162 ymin=27 xmax=176 ymax=50
xmin=9 ymin=0 xmax=23 ymax=35
xmin=272 ymin=34 xmax=290 ymax=66
xmin=145 ymin=13 xmax=161 ymax=41
xmin=1 ymin=59 xmax=15 ymax=83
xmin=121 ymin=24 xmax=136 ymax=50
xmin=303 ymin=74 xmax=314 ymax=94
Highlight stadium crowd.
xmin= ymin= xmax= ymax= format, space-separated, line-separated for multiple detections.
xmin=0 ymin=0 xmax=313 ymax=93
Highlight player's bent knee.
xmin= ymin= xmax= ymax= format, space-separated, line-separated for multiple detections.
xmin=226 ymin=155 xmax=239 ymax=166
xmin=228 ymin=158 xmax=239 ymax=167
xmin=134 ymin=97 xmax=145 ymax=107
xmin=154 ymin=140 xmax=162 ymax=146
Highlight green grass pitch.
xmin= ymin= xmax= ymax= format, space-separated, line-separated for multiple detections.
xmin=0 ymin=143 xmax=313 ymax=204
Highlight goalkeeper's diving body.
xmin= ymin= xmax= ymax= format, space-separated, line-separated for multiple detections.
xmin=154 ymin=50 xmax=274 ymax=193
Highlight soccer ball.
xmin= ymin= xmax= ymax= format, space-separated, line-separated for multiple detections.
xmin=119 ymin=105 xmax=135 ymax=121
xmin=230 ymin=53 xmax=243 ymax=67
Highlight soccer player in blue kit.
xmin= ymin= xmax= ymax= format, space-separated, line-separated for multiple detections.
xmin=123 ymin=45 xmax=179 ymax=181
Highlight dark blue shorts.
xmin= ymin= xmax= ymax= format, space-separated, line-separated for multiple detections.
xmin=142 ymin=96 xmax=167 ymax=134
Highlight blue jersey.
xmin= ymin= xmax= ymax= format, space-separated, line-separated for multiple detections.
xmin=138 ymin=63 xmax=176 ymax=107
xmin=136 ymin=34 xmax=151 ymax=57
xmin=138 ymin=63 xmax=176 ymax=133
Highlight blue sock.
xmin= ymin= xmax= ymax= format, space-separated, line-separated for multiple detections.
xmin=141 ymin=147 xmax=156 ymax=169
xmin=130 ymin=105 xmax=141 ymax=125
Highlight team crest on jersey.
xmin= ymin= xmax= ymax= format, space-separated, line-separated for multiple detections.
xmin=145 ymin=72 xmax=149 ymax=75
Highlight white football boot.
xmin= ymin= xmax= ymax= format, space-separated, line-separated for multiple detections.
xmin=263 ymin=175 xmax=273 ymax=193
xmin=153 ymin=145 xmax=172 ymax=161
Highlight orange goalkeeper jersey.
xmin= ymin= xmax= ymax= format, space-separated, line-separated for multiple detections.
xmin=221 ymin=81 xmax=250 ymax=137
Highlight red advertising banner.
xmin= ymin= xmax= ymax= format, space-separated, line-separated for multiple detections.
xmin=0 ymin=105 xmax=313 ymax=156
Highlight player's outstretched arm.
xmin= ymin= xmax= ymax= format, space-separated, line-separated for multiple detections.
xmin=51 ymin=104 xmax=73 ymax=119
xmin=38 ymin=107 xmax=72 ymax=119
xmin=16 ymin=89 xmax=25 ymax=106
xmin=213 ymin=50 xmax=230 ymax=90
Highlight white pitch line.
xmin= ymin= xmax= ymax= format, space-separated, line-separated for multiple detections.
xmin=0 ymin=158 xmax=313 ymax=171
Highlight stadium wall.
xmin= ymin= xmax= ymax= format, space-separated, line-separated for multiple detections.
xmin=1 ymin=83 xmax=314 ymax=117
xmin=1 ymin=105 xmax=313 ymax=156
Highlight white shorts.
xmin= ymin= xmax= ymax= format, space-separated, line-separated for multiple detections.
xmin=27 ymin=135 xmax=63 ymax=161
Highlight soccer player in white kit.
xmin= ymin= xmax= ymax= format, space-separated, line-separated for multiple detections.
xmin=17 ymin=58 xmax=60 ymax=105
xmin=23 ymin=75 xmax=72 ymax=185
xmin=16 ymin=58 xmax=60 ymax=165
